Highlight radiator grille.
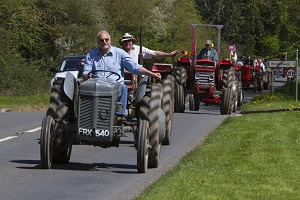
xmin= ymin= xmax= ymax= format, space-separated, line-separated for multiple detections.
xmin=78 ymin=95 xmax=93 ymax=128
xmin=96 ymin=97 xmax=111 ymax=128
xmin=195 ymin=72 xmax=215 ymax=86
xmin=78 ymin=95 xmax=112 ymax=130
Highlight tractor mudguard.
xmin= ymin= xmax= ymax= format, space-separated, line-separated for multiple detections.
xmin=63 ymin=72 xmax=76 ymax=101
xmin=136 ymin=76 xmax=149 ymax=103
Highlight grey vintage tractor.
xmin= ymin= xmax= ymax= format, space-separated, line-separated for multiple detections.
xmin=40 ymin=65 xmax=173 ymax=173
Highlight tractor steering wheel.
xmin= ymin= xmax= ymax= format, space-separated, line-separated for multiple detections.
xmin=88 ymin=69 xmax=121 ymax=81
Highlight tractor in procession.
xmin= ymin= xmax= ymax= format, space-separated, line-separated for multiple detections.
xmin=40 ymin=33 xmax=175 ymax=173
xmin=173 ymin=24 xmax=243 ymax=114
xmin=239 ymin=62 xmax=268 ymax=92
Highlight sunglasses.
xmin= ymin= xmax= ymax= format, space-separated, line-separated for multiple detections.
xmin=99 ymin=38 xmax=110 ymax=43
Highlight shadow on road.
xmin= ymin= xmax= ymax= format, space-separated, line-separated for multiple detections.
xmin=11 ymin=159 xmax=138 ymax=173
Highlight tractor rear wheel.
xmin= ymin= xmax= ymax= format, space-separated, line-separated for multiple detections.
xmin=49 ymin=79 xmax=70 ymax=120
xmin=137 ymin=119 xmax=149 ymax=173
xmin=232 ymin=88 xmax=238 ymax=113
xmin=181 ymin=68 xmax=187 ymax=86
xmin=162 ymin=75 xmax=174 ymax=145
xmin=48 ymin=78 xmax=73 ymax=164
xmin=174 ymin=83 xmax=185 ymax=113
xmin=174 ymin=66 xmax=187 ymax=86
xmin=237 ymin=88 xmax=244 ymax=107
xmin=40 ymin=116 xmax=55 ymax=169
xmin=148 ymin=84 xmax=163 ymax=168
xmin=220 ymin=88 xmax=233 ymax=115
xmin=220 ymin=68 xmax=234 ymax=115
xmin=52 ymin=129 xmax=73 ymax=164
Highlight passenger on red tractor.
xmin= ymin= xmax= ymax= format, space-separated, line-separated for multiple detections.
xmin=196 ymin=40 xmax=218 ymax=62
xmin=119 ymin=32 xmax=179 ymax=63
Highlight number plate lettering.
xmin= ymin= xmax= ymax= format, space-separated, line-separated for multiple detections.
xmin=79 ymin=128 xmax=110 ymax=137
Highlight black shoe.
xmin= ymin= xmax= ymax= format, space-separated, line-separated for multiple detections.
xmin=115 ymin=115 xmax=125 ymax=126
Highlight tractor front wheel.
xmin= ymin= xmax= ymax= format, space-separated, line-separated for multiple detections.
xmin=137 ymin=120 xmax=149 ymax=173
xmin=189 ymin=94 xmax=200 ymax=111
xmin=40 ymin=116 xmax=55 ymax=169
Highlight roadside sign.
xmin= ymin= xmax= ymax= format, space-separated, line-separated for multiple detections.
xmin=266 ymin=60 xmax=296 ymax=68
xmin=287 ymin=68 xmax=296 ymax=79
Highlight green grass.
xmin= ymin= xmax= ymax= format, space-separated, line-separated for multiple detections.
xmin=135 ymin=83 xmax=300 ymax=200
xmin=242 ymin=82 xmax=300 ymax=112
xmin=135 ymin=112 xmax=300 ymax=200
xmin=0 ymin=93 xmax=49 ymax=111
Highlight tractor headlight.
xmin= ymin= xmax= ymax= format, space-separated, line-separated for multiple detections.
xmin=208 ymin=73 xmax=214 ymax=81
xmin=195 ymin=72 xmax=201 ymax=80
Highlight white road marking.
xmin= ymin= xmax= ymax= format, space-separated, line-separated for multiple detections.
xmin=0 ymin=127 xmax=41 ymax=143
xmin=25 ymin=127 xmax=41 ymax=133
xmin=0 ymin=136 xmax=18 ymax=143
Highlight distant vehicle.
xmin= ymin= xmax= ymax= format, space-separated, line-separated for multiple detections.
xmin=174 ymin=24 xmax=242 ymax=115
xmin=273 ymin=67 xmax=286 ymax=78
xmin=49 ymin=56 xmax=86 ymax=86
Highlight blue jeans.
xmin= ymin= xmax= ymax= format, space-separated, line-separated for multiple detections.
xmin=116 ymin=83 xmax=128 ymax=116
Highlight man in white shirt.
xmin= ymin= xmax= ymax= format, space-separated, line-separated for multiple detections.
xmin=119 ymin=33 xmax=178 ymax=62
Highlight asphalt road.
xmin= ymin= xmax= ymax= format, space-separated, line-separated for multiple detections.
xmin=0 ymin=79 xmax=286 ymax=200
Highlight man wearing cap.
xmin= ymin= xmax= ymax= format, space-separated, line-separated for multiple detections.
xmin=119 ymin=33 xmax=179 ymax=62
xmin=82 ymin=31 xmax=161 ymax=119
xmin=196 ymin=40 xmax=218 ymax=62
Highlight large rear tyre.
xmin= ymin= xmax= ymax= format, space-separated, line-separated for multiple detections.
xmin=162 ymin=75 xmax=174 ymax=145
xmin=237 ymin=89 xmax=244 ymax=107
xmin=148 ymin=84 xmax=163 ymax=168
xmin=40 ymin=116 xmax=55 ymax=169
xmin=174 ymin=66 xmax=187 ymax=86
xmin=53 ymin=129 xmax=73 ymax=164
xmin=220 ymin=88 xmax=233 ymax=115
xmin=220 ymin=68 xmax=234 ymax=115
xmin=137 ymin=120 xmax=149 ymax=173
xmin=49 ymin=79 xmax=70 ymax=121
xmin=174 ymin=83 xmax=185 ymax=113
xmin=48 ymin=78 xmax=73 ymax=164
xmin=181 ymin=68 xmax=187 ymax=86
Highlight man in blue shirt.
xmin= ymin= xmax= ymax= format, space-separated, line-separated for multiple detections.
xmin=83 ymin=31 xmax=161 ymax=117
xmin=196 ymin=40 xmax=218 ymax=62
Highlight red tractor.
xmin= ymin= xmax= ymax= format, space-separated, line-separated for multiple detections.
xmin=174 ymin=24 xmax=242 ymax=115
xmin=240 ymin=62 xmax=266 ymax=92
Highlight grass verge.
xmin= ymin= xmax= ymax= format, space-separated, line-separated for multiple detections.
xmin=135 ymin=82 xmax=300 ymax=200
xmin=242 ymin=81 xmax=300 ymax=112
xmin=135 ymin=112 xmax=300 ymax=200
xmin=0 ymin=93 xmax=49 ymax=112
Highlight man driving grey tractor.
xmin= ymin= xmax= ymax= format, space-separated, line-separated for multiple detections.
xmin=82 ymin=31 xmax=161 ymax=123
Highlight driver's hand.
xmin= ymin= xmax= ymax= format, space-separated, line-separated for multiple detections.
xmin=83 ymin=73 xmax=91 ymax=80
